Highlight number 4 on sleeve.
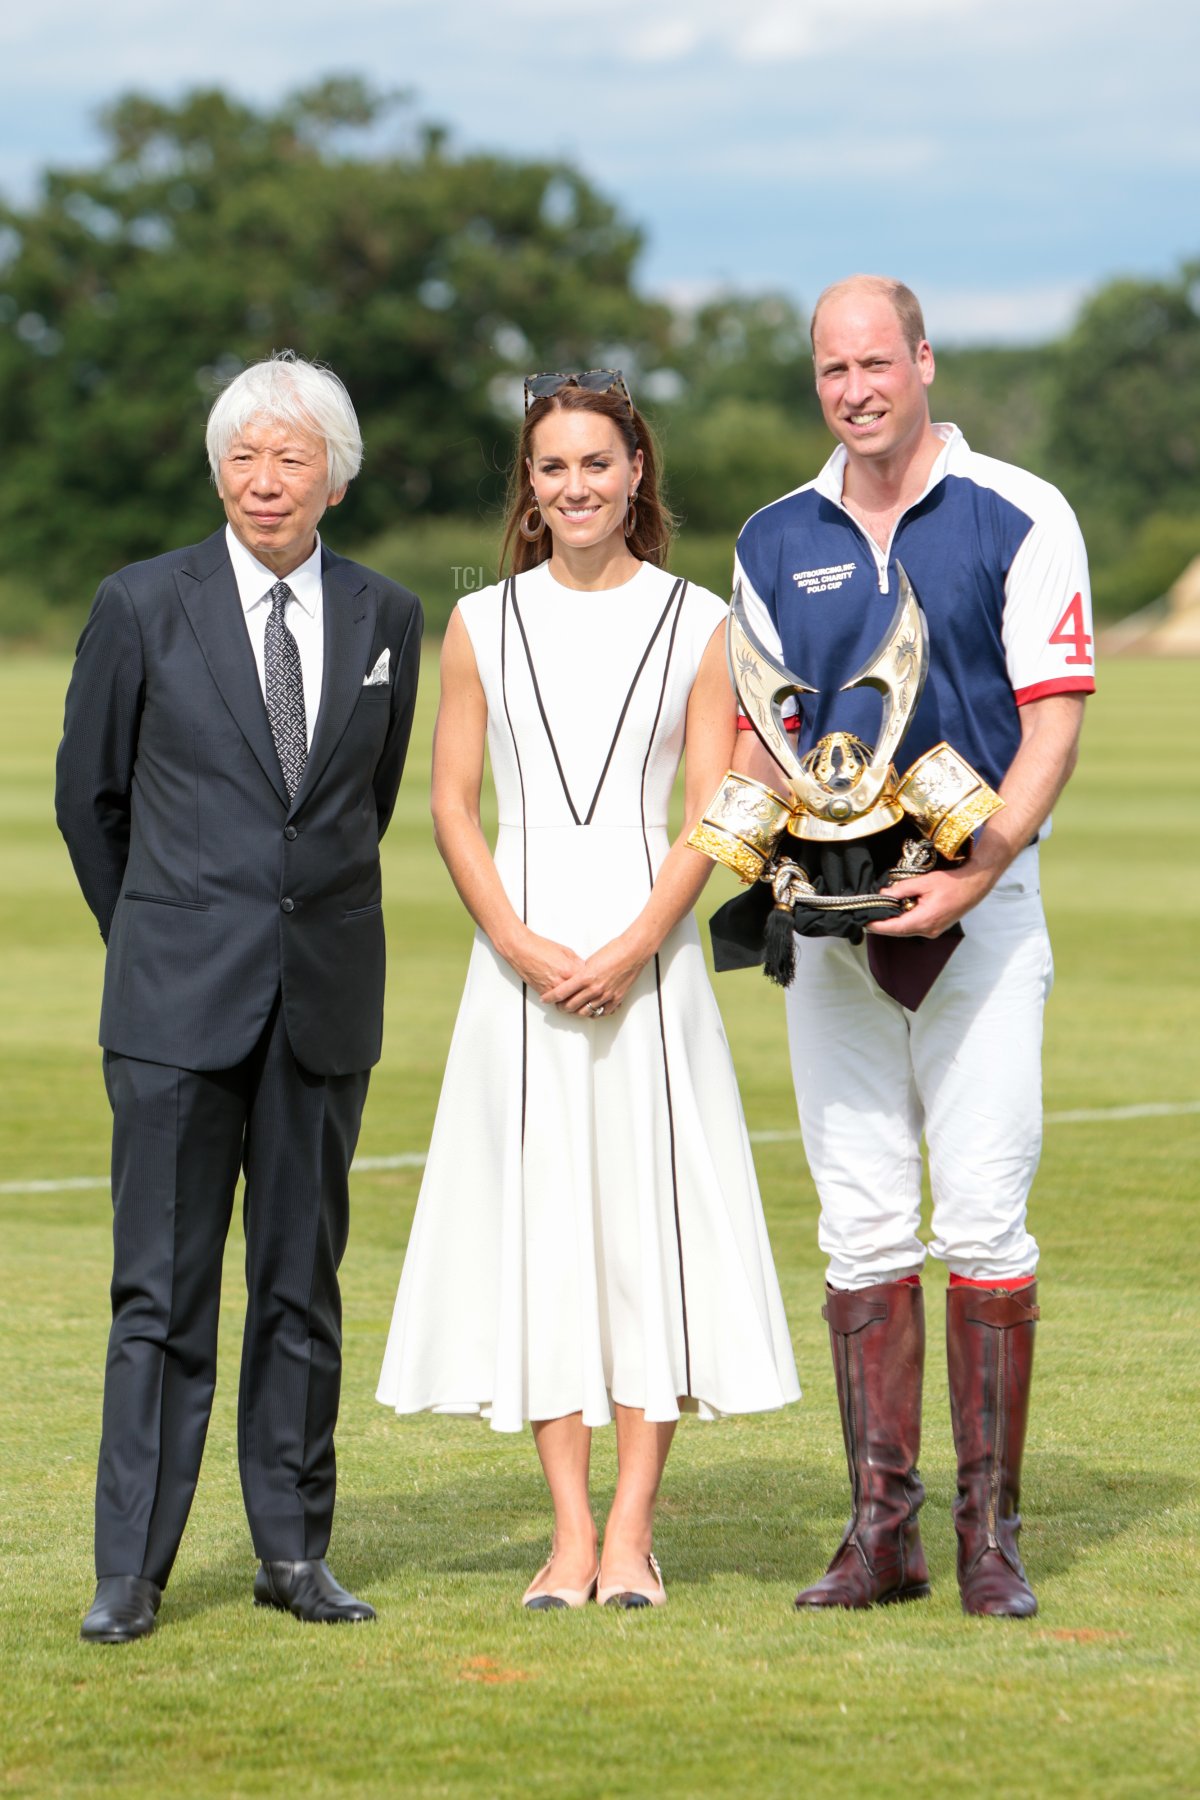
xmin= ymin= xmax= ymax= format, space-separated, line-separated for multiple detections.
xmin=1048 ymin=593 xmax=1093 ymax=665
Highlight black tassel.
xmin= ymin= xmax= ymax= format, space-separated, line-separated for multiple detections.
xmin=762 ymin=905 xmax=798 ymax=987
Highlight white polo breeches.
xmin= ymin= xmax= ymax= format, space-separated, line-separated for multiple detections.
xmin=785 ymin=845 xmax=1052 ymax=1291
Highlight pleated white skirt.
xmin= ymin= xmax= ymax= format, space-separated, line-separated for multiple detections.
xmin=376 ymin=824 xmax=800 ymax=1431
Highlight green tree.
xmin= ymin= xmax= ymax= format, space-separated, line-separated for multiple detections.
xmin=657 ymin=395 xmax=827 ymax=534
xmin=929 ymin=343 xmax=1055 ymax=474
xmin=650 ymin=293 xmax=829 ymax=530
xmin=1041 ymin=265 xmax=1200 ymax=613
xmin=0 ymin=80 xmax=671 ymax=601
xmin=667 ymin=292 xmax=822 ymax=416
xmin=658 ymin=297 xmax=1057 ymax=534
xmin=1045 ymin=265 xmax=1200 ymax=525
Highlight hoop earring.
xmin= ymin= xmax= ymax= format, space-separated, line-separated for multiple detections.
xmin=624 ymin=496 xmax=638 ymax=539
xmin=519 ymin=505 xmax=546 ymax=542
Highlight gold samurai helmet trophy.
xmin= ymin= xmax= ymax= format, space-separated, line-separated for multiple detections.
xmin=687 ymin=565 xmax=1005 ymax=885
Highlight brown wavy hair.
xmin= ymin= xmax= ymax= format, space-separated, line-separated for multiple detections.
xmin=500 ymin=384 xmax=677 ymax=576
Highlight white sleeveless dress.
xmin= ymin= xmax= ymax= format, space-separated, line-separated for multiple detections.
xmin=377 ymin=561 xmax=800 ymax=1431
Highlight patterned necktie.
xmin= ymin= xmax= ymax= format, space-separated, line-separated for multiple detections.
xmin=264 ymin=580 xmax=308 ymax=798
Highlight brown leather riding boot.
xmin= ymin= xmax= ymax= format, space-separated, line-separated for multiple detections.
xmin=946 ymin=1281 xmax=1040 ymax=1617
xmin=795 ymin=1280 xmax=930 ymax=1609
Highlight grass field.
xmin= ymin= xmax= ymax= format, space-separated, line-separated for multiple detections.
xmin=1 ymin=651 xmax=1197 ymax=1799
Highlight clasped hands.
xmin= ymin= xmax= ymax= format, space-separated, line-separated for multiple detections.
xmin=506 ymin=925 xmax=651 ymax=1019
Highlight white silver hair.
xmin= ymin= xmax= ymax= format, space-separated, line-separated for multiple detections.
xmin=205 ymin=350 xmax=364 ymax=491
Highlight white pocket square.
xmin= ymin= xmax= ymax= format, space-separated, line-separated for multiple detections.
xmin=363 ymin=649 xmax=390 ymax=687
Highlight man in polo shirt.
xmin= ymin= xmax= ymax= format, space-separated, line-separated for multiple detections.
xmin=732 ymin=275 xmax=1094 ymax=1616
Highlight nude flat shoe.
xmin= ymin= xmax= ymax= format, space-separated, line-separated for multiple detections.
xmin=597 ymin=1553 xmax=667 ymax=1610
xmin=522 ymin=1556 xmax=600 ymax=1611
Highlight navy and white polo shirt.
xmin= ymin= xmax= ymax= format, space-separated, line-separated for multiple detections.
xmin=734 ymin=425 xmax=1095 ymax=794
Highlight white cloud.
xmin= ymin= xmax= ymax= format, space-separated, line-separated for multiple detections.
xmin=626 ymin=18 xmax=703 ymax=61
xmin=652 ymin=277 xmax=737 ymax=313
xmin=650 ymin=274 xmax=1094 ymax=346
xmin=922 ymin=280 xmax=1093 ymax=345
xmin=618 ymin=0 xmax=979 ymax=64
xmin=1 ymin=0 xmax=1162 ymax=86
xmin=2 ymin=0 xmax=1197 ymax=349
xmin=673 ymin=132 xmax=942 ymax=181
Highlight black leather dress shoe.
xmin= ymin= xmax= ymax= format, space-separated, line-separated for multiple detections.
xmin=254 ymin=1559 xmax=376 ymax=1623
xmin=80 ymin=1576 xmax=162 ymax=1644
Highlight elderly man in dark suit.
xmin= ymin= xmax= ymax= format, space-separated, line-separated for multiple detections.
xmin=56 ymin=352 xmax=422 ymax=1642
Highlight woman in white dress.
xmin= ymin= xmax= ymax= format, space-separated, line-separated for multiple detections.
xmin=377 ymin=370 xmax=799 ymax=1609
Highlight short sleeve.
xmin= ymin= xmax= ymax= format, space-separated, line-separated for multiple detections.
xmin=1002 ymin=502 xmax=1096 ymax=704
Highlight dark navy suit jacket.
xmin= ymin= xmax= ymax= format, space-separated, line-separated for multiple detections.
xmin=55 ymin=528 xmax=423 ymax=1076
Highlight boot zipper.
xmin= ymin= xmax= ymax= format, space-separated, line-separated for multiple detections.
xmin=841 ymin=1333 xmax=862 ymax=1515
xmin=987 ymin=1330 xmax=1004 ymax=1549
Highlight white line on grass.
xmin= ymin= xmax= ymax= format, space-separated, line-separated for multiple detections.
xmin=2 ymin=1100 xmax=1197 ymax=1197
xmin=351 ymin=1152 xmax=431 ymax=1170
xmin=1 ymin=1175 xmax=113 ymax=1193
xmin=1042 ymin=1100 xmax=1200 ymax=1124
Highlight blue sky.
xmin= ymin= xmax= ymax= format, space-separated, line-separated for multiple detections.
xmin=2 ymin=0 xmax=1197 ymax=344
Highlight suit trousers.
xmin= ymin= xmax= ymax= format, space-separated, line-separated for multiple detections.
xmin=95 ymin=994 xmax=370 ymax=1585
xmin=785 ymin=845 xmax=1051 ymax=1291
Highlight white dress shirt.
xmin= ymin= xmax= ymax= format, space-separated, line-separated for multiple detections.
xmin=226 ymin=524 xmax=324 ymax=750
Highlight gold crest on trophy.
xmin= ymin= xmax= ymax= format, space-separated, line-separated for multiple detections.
xmin=689 ymin=566 xmax=1004 ymax=881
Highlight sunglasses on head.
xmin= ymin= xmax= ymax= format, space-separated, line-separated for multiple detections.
xmin=523 ymin=369 xmax=634 ymax=413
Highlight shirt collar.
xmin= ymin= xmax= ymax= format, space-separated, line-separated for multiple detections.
xmin=812 ymin=422 xmax=966 ymax=507
xmin=225 ymin=524 xmax=323 ymax=617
